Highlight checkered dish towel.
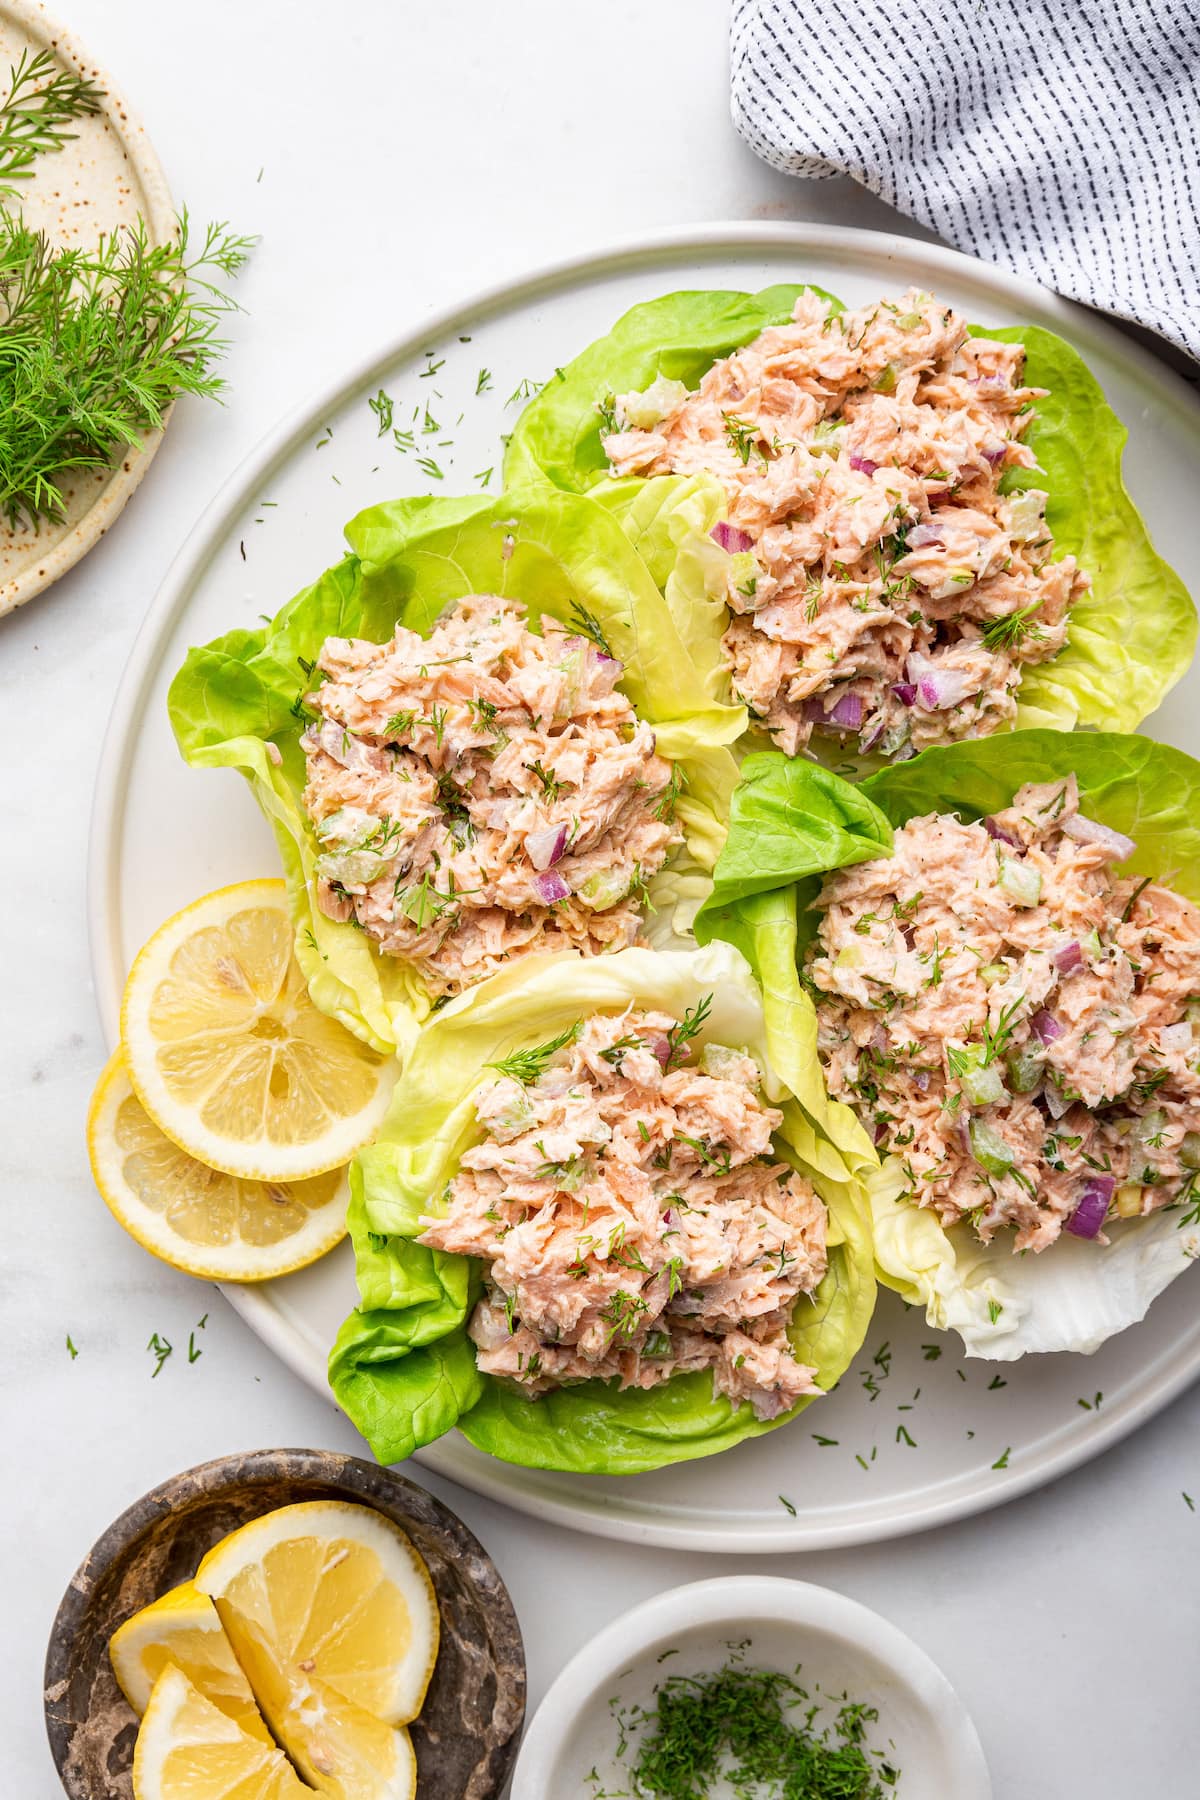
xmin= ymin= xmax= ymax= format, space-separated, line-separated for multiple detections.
xmin=731 ymin=0 xmax=1200 ymax=360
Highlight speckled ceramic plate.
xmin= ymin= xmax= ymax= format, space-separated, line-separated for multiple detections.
xmin=89 ymin=224 xmax=1200 ymax=1551
xmin=0 ymin=0 xmax=174 ymax=619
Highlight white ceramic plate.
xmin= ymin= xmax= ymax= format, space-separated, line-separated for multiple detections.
xmin=89 ymin=223 xmax=1200 ymax=1552
xmin=0 ymin=0 xmax=176 ymax=618
xmin=510 ymin=1576 xmax=991 ymax=1800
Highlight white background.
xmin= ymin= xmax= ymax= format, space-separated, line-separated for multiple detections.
xmin=4 ymin=2 xmax=1197 ymax=1794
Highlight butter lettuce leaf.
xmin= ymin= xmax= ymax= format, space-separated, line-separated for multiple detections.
xmin=507 ymin=285 xmax=1193 ymax=744
xmin=698 ymin=730 xmax=1200 ymax=1357
xmin=328 ymin=941 xmax=876 ymax=1474
xmin=168 ymin=488 xmax=745 ymax=1058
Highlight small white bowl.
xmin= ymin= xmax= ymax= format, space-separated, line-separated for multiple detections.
xmin=511 ymin=1576 xmax=990 ymax=1800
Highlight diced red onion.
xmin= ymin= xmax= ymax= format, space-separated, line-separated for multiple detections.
xmin=871 ymin=1025 xmax=888 ymax=1051
xmin=650 ymin=1034 xmax=672 ymax=1068
xmin=905 ymin=652 xmax=976 ymax=712
xmin=906 ymin=521 xmax=944 ymax=550
xmin=828 ymin=691 xmax=864 ymax=729
xmin=983 ymin=816 xmax=1019 ymax=847
xmin=1053 ymin=940 xmax=1083 ymax=974
xmin=662 ymin=1209 xmax=673 ymax=1227
xmin=983 ymin=444 xmax=1006 ymax=465
xmin=526 ymin=824 xmax=568 ymax=871
xmin=1061 ymin=813 xmax=1136 ymax=862
xmin=1160 ymin=1022 xmax=1193 ymax=1054
xmin=1031 ymin=1010 xmax=1064 ymax=1043
xmin=533 ymin=871 xmax=571 ymax=904
xmin=589 ymin=649 xmax=623 ymax=693
xmin=860 ymin=719 xmax=886 ymax=754
xmin=710 ymin=520 xmax=754 ymax=554
xmin=849 ymin=454 xmax=879 ymax=475
xmin=874 ymin=1122 xmax=889 ymax=1145
xmin=1065 ymin=1175 xmax=1115 ymax=1239
xmin=892 ymin=682 xmax=917 ymax=707
xmin=912 ymin=1069 xmax=930 ymax=1091
xmin=804 ymin=691 xmax=863 ymax=731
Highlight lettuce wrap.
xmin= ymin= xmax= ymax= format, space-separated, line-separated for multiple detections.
xmin=168 ymin=489 xmax=746 ymax=1060
xmin=328 ymin=940 xmax=876 ymax=1474
xmin=505 ymin=286 xmax=1194 ymax=740
xmin=695 ymin=730 xmax=1200 ymax=1359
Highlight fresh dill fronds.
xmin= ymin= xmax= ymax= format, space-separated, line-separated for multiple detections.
xmin=488 ymin=1021 xmax=581 ymax=1084
xmin=665 ymin=995 xmax=713 ymax=1067
xmin=0 ymin=210 xmax=252 ymax=527
xmin=981 ymin=601 xmax=1045 ymax=653
xmin=567 ymin=600 xmax=614 ymax=658
xmin=0 ymin=48 xmax=104 ymax=196
xmin=722 ymin=412 xmax=764 ymax=466
xmin=475 ymin=367 xmax=492 ymax=394
xmin=416 ymin=455 xmax=444 ymax=480
xmin=146 ymin=1331 xmax=173 ymax=1378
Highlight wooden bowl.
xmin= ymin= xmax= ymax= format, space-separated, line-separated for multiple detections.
xmin=43 ymin=1447 xmax=526 ymax=1799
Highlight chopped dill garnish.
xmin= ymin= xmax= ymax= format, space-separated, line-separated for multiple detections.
xmin=146 ymin=1332 xmax=173 ymax=1378
xmin=611 ymin=1661 xmax=898 ymax=1799
xmin=475 ymin=367 xmax=492 ymax=394
xmin=368 ymin=387 xmax=394 ymax=434
xmin=488 ymin=1021 xmax=581 ymax=1084
xmin=723 ymin=412 xmax=763 ymax=466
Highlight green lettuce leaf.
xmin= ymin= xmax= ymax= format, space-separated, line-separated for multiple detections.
xmin=503 ymin=285 xmax=830 ymax=492
xmin=168 ymin=488 xmax=745 ymax=1058
xmin=507 ymin=285 xmax=1194 ymax=743
xmin=328 ymin=940 xmax=876 ymax=1474
xmin=698 ymin=730 xmax=1200 ymax=1357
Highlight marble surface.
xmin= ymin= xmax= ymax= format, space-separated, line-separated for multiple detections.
xmin=3 ymin=2 xmax=1197 ymax=1795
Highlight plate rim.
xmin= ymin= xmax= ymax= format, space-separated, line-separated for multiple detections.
xmin=0 ymin=0 xmax=177 ymax=619
xmin=88 ymin=219 xmax=1200 ymax=1552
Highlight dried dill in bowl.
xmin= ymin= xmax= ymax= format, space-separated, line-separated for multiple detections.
xmin=593 ymin=1661 xmax=899 ymax=1800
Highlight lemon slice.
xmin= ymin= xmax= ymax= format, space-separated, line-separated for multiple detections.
xmin=221 ymin=1660 xmax=416 ymax=1800
xmin=194 ymin=1501 xmax=439 ymax=1727
xmin=111 ymin=1581 xmax=267 ymax=1739
xmin=88 ymin=1052 xmax=350 ymax=1280
xmin=132 ymin=1664 xmax=312 ymax=1800
xmin=120 ymin=880 xmax=395 ymax=1181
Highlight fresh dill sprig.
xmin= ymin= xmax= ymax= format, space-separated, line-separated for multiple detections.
xmin=0 ymin=210 xmax=253 ymax=527
xmin=567 ymin=599 xmax=615 ymax=658
xmin=981 ymin=600 xmax=1045 ymax=653
xmin=665 ymin=995 xmax=713 ymax=1068
xmin=488 ymin=1021 xmax=581 ymax=1085
xmin=0 ymin=49 xmax=104 ymax=197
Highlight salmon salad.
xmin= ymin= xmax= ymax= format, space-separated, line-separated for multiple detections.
xmin=416 ymin=1003 xmax=829 ymax=1419
xmin=300 ymin=596 xmax=682 ymax=996
xmin=804 ymin=776 xmax=1200 ymax=1251
xmin=601 ymin=288 xmax=1088 ymax=759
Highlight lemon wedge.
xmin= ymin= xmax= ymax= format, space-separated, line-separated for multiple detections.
xmin=88 ymin=1052 xmax=350 ymax=1280
xmin=111 ymin=1581 xmax=266 ymax=1739
xmin=119 ymin=880 xmax=395 ymax=1181
xmin=193 ymin=1501 xmax=439 ymax=1727
xmin=132 ymin=1664 xmax=312 ymax=1800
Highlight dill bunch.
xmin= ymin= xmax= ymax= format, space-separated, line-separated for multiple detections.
xmin=0 ymin=47 xmax=104 ymax=196
xmin=0 ymin=210 xmax=253 ymax=528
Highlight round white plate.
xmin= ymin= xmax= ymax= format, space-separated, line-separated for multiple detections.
xmin=89 ymin=223 xmax=1200 ymax=1552
xmin=0 ymin=0 xmax=175 ymax=618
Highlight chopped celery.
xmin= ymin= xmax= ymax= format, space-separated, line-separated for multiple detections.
xmin=1006 ymin=1044 xmax=1045 ymax=1094
xmin=998 ymin=856 xmax=1043 ymax=907
xmin=619 ymin=376 xmax=690 ymax=430
xmin=1181 ymin=1131 xmax=1200 ymax=1170
xmin=969 ymin=1118 xmax=1017 ymax=1178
